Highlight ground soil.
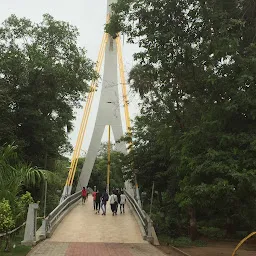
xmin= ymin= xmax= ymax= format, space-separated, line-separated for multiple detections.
xmin=159 ymin=241 xmax=256 ymax=256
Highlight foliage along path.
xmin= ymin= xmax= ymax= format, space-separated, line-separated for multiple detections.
xmin=28 ymin=196 xmax=169 ymax=256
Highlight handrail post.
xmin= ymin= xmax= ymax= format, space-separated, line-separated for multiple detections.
xmin=22 ymin=203 xmax=39 ymax=246
xmin=147 ymin=217 xmax=154 ymax=243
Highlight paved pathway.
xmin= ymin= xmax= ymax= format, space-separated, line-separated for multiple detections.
xmin=28 ymin=196 xmax=168 ymax=256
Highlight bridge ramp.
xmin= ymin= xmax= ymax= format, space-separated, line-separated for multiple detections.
xmin=50 ymin=196 xmax=145 ymax=243
xmin=28 ymin=196 xmax=170 ymax=255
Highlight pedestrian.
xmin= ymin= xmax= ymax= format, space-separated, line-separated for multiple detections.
xmin=92 ymin=187 xmax=97 ymax=210
xmin=109 ymin=190 xmax=118 ymax=216
xmin=86 ymin=186 xmax=89 ymax=199
xmin=120 ymin=191 xmax=126 ymax=214
xmin=116 ymin=189 xmax=121 ymax=212
xmin=95 ymin=189 xmax=101 ymax=214
xmin=101 ymin=189 xmax=109 ymax=215
xmin=81 ymin=187 xmax=87 ymax=204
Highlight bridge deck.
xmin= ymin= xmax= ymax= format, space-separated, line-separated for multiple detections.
xmin=50 ymin=196 xmax=145 ymax=243
xmin=28 ymin=196 xmax=169 ymax=256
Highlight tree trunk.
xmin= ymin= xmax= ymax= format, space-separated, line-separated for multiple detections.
xmin=226 ymin=217 xmax=235 ymax=237
xmin=188 ymin=207 xmax=197 ymax=241
xmin=4 ymin=233 xmax=10 ymax=252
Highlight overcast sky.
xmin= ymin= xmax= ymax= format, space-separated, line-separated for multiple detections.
xmin=0 ymin=0 xmax=140 ymax=156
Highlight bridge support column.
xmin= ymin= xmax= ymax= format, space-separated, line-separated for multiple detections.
xmin=22 ymin=203 xmax=39 ymax=246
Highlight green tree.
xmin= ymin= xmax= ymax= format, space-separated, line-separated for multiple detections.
xmin=0 ymin=144 xmax=49 ymax=202
xmin=73 ymin=143 xmax=126 ymax=192
xmin=107 ymin=0 xmax=256 ymax=240
xmin=0 ymin=199 xmax=15 ymax=251
xmin=0 ymin=14 xmax=96 ymax=168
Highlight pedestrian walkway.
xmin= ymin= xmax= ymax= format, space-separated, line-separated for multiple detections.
xmin=28 ymin=196 xmax=168 ymax=256
xmin=50 ymin=196 xmax=145 ymax=243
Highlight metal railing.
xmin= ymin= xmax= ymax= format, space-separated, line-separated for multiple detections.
xmin=124 ymin=190 xmax=150 ymax=237
xmin=45 ymin=191 xmax=81 ymax=235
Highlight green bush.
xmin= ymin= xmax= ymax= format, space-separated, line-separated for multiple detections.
xmin=159 ymin=235 xmax=206 ymax=247
xmin=235 ymin=231 xmax=250 ymax=239
xmin=15 ymin=192 xmax=34 ymax=225
xmin=0 ymin=199 xmax=15 ymax=234
xmin=198 ymin=226 xmax=225 ymax=239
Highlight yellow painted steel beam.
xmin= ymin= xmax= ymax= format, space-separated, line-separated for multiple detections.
xmin=65 ymin=36 xmax=104 ymax=187
xmin=116 ymin=36 xmax=132 ymax=134
xmin=69 ymin=33 xmax=109 ymax=187
xmin=66 ymin=15 xmax=111 ymax=188
xmin=232 ymin=232 xmax=256 ymax=256
xmin=69 ymin=34 xmax=108 ymax=187
xmin=116 ymin=35 xmax=141 ymax=196
xmin=65 ymin=32 xmax=108 ymax=187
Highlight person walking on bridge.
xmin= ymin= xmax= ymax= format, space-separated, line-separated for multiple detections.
xmin=82 ymin=187 xmax=87 ymax=204
xmin=95 ymin=189 xmax=101 ymax=214
xmin=92 ymin=186 xmax=97 ymax=210
xmin=116 ymin=189 xmax=121 ymax=212
xmin=120 ymin=191 xmax=126 ymax=214
xmin=109 ymin=190 xmax=118 ymax=216
xmin=101 ymin=189 xmax=109 ymax=215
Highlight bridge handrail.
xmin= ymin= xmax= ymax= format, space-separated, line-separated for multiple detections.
xmin=45 ymin=191 xmax=81 ymax=233
xmin=124 ymin=190 xmax=148 ymax=233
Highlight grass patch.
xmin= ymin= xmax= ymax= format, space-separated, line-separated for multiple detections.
xmin=159 ymin=235 xmax=207 ymax=248
xmin=1 ymin=244 xmax=31 ymax=256
xmin=0 ymin=229 xmax=31 ymax=256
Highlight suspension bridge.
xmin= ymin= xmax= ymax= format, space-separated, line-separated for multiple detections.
xmin=20 ymin=0 xmax=171 ymax=255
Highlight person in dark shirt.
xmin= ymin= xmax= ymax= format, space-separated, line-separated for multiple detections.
xmin=95 ymin=190 xmax=101 ymax=214
xmin=116 ymin=189 xmax=121 ymax=213
xmin=101 ymin=189 xmax=109 ymax=215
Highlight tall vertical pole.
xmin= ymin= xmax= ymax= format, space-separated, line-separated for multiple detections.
xmin=107 ymin=125 xmax=111 ymax=194
xmin=149 ymin=181 xmax=155 ymax=218
xmin=116 ymin=36 xmax=141 ymax=206
xmin=148 ymin=181 xmax=155 ymax=238
xmin=44 ymin=178 xmax=47 ymax=218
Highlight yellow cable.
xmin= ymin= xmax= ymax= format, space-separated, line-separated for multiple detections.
xmin=65 ymin=83 xmax=95 ymax=186
xmin=66 ymin=33 xmax=108 ymax=187
xmin=69 ymin=33 xmax=109 ymax=186
xmin=116 ymin=36 xmax=132 ymax=135
xmin=232 ymin=232 xmax=256 ymax=256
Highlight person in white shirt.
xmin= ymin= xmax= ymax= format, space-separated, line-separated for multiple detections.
xmin=109 ymin=190 xmax=118 ymax=216
xmin=120 ymin=191 xmax=126 ymax=214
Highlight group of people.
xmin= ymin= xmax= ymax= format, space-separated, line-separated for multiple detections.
xmin=92 ymin=188 xmax=109 ymax=215
xmin=109 ymin=189 xmax=126 ymax=216
xmin=81 ymin=186 xmax=126 ymax=216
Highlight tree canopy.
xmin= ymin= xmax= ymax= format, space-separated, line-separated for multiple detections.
xmin=0 ymin=14 xmax=96 ymax=168
xmin=107 ymin=0 xmax=256 ymax=240
xmin=0 ymin=14 xmax=96 ymax=252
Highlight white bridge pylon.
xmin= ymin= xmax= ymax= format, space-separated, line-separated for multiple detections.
xmin=61 ymin=0 xmax=135 ymax=202
xmin=76 ymin=32 xmax=127 ymax=191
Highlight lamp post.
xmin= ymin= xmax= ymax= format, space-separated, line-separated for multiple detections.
xmin=43 ymin=177 xmax=48 ymax=218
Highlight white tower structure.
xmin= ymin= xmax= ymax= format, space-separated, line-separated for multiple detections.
xmin=61 ymin=0 xmax=138 ymax=202
xmin=76 ymin=1 xmax=126 ymax=191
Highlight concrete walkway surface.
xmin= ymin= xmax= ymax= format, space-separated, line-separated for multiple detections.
xmin=28 ymin=196 xmax=169 ymax=256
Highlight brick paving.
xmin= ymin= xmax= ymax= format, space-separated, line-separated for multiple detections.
xmin=29 ymin=242 xmax=168 ymax=256
xmin=28 ymin=196 xmax=169 ymax=256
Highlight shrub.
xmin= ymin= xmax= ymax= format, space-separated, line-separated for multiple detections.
xmin=0 ymin=199 xmax=15 ymax=234
xmin=198 ymin=226 xmax=225 ymax=239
